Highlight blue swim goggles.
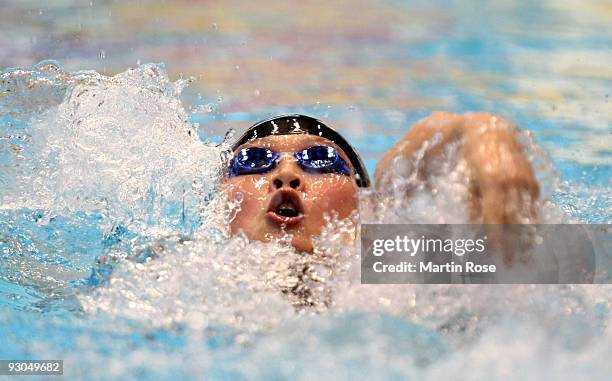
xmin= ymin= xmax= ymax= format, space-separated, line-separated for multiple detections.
xmin=231 ymin=114 xmax=371 ymax=187
xmin=229 ymin=145 xmax=352 ymax=177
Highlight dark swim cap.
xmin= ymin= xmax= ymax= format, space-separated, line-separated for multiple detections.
xmin=232 ymin=114 xmax=371 ymax=188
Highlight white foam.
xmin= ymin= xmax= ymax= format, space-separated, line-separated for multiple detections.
xmin=2 ymin=62 xmax=610 ymax=380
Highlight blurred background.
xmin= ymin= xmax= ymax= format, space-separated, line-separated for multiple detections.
xmin=1 ymin=0 xmax=610 ymax=185
xmin=1 ymin=3 xmax=611 ymax=379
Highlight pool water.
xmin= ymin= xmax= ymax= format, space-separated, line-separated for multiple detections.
xmin=1 ymin=1 xmax=611 ymax=380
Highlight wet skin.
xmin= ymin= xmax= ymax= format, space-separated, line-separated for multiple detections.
xmin=222 ymin=134 xmax=359 ymax=253
xmin=222 ymin=112 xmax=539 ymax=257
xmin=376 ymin=112 xmax=539 ymax=225
xmin=375 ymin=112 xmax=540 ymax=264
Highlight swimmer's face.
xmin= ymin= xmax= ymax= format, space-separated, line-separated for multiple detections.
xmin=221 ymin=134 xmax=359 ymax=252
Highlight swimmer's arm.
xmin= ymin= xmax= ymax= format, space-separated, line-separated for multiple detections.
xmin=374 ymin=112 xmax=539 ymax=224
xmin=375 ymin=111 xmax=463 ymax=185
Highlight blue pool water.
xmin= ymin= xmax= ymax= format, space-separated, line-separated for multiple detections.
xmin=1 ymin=1 xmax=611 ymax=380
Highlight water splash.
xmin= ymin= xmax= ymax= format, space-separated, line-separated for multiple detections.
xmin=1 ymin=62 xmax=229 ymax=252
xmin=1 ymin=62 xmax=610 ymax=380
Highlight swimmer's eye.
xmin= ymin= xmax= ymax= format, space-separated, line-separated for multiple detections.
xmin=228 ymin=145 xmax=351 ymax=177
xmin=295 ymin=146 xmax=351 ymax=176
xmin=230 ymin=147 xmax=279 ymax=176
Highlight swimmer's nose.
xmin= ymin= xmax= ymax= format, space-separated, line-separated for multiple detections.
xmin=271 ymin=160 xmax=304 ymax=191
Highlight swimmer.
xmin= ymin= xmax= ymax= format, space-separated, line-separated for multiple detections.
xmin=221 ymin=112 xmax=539 ymax=256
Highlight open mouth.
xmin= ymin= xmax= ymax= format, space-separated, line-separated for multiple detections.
xmin=267 ymin=190 xmax=305 ymax=226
